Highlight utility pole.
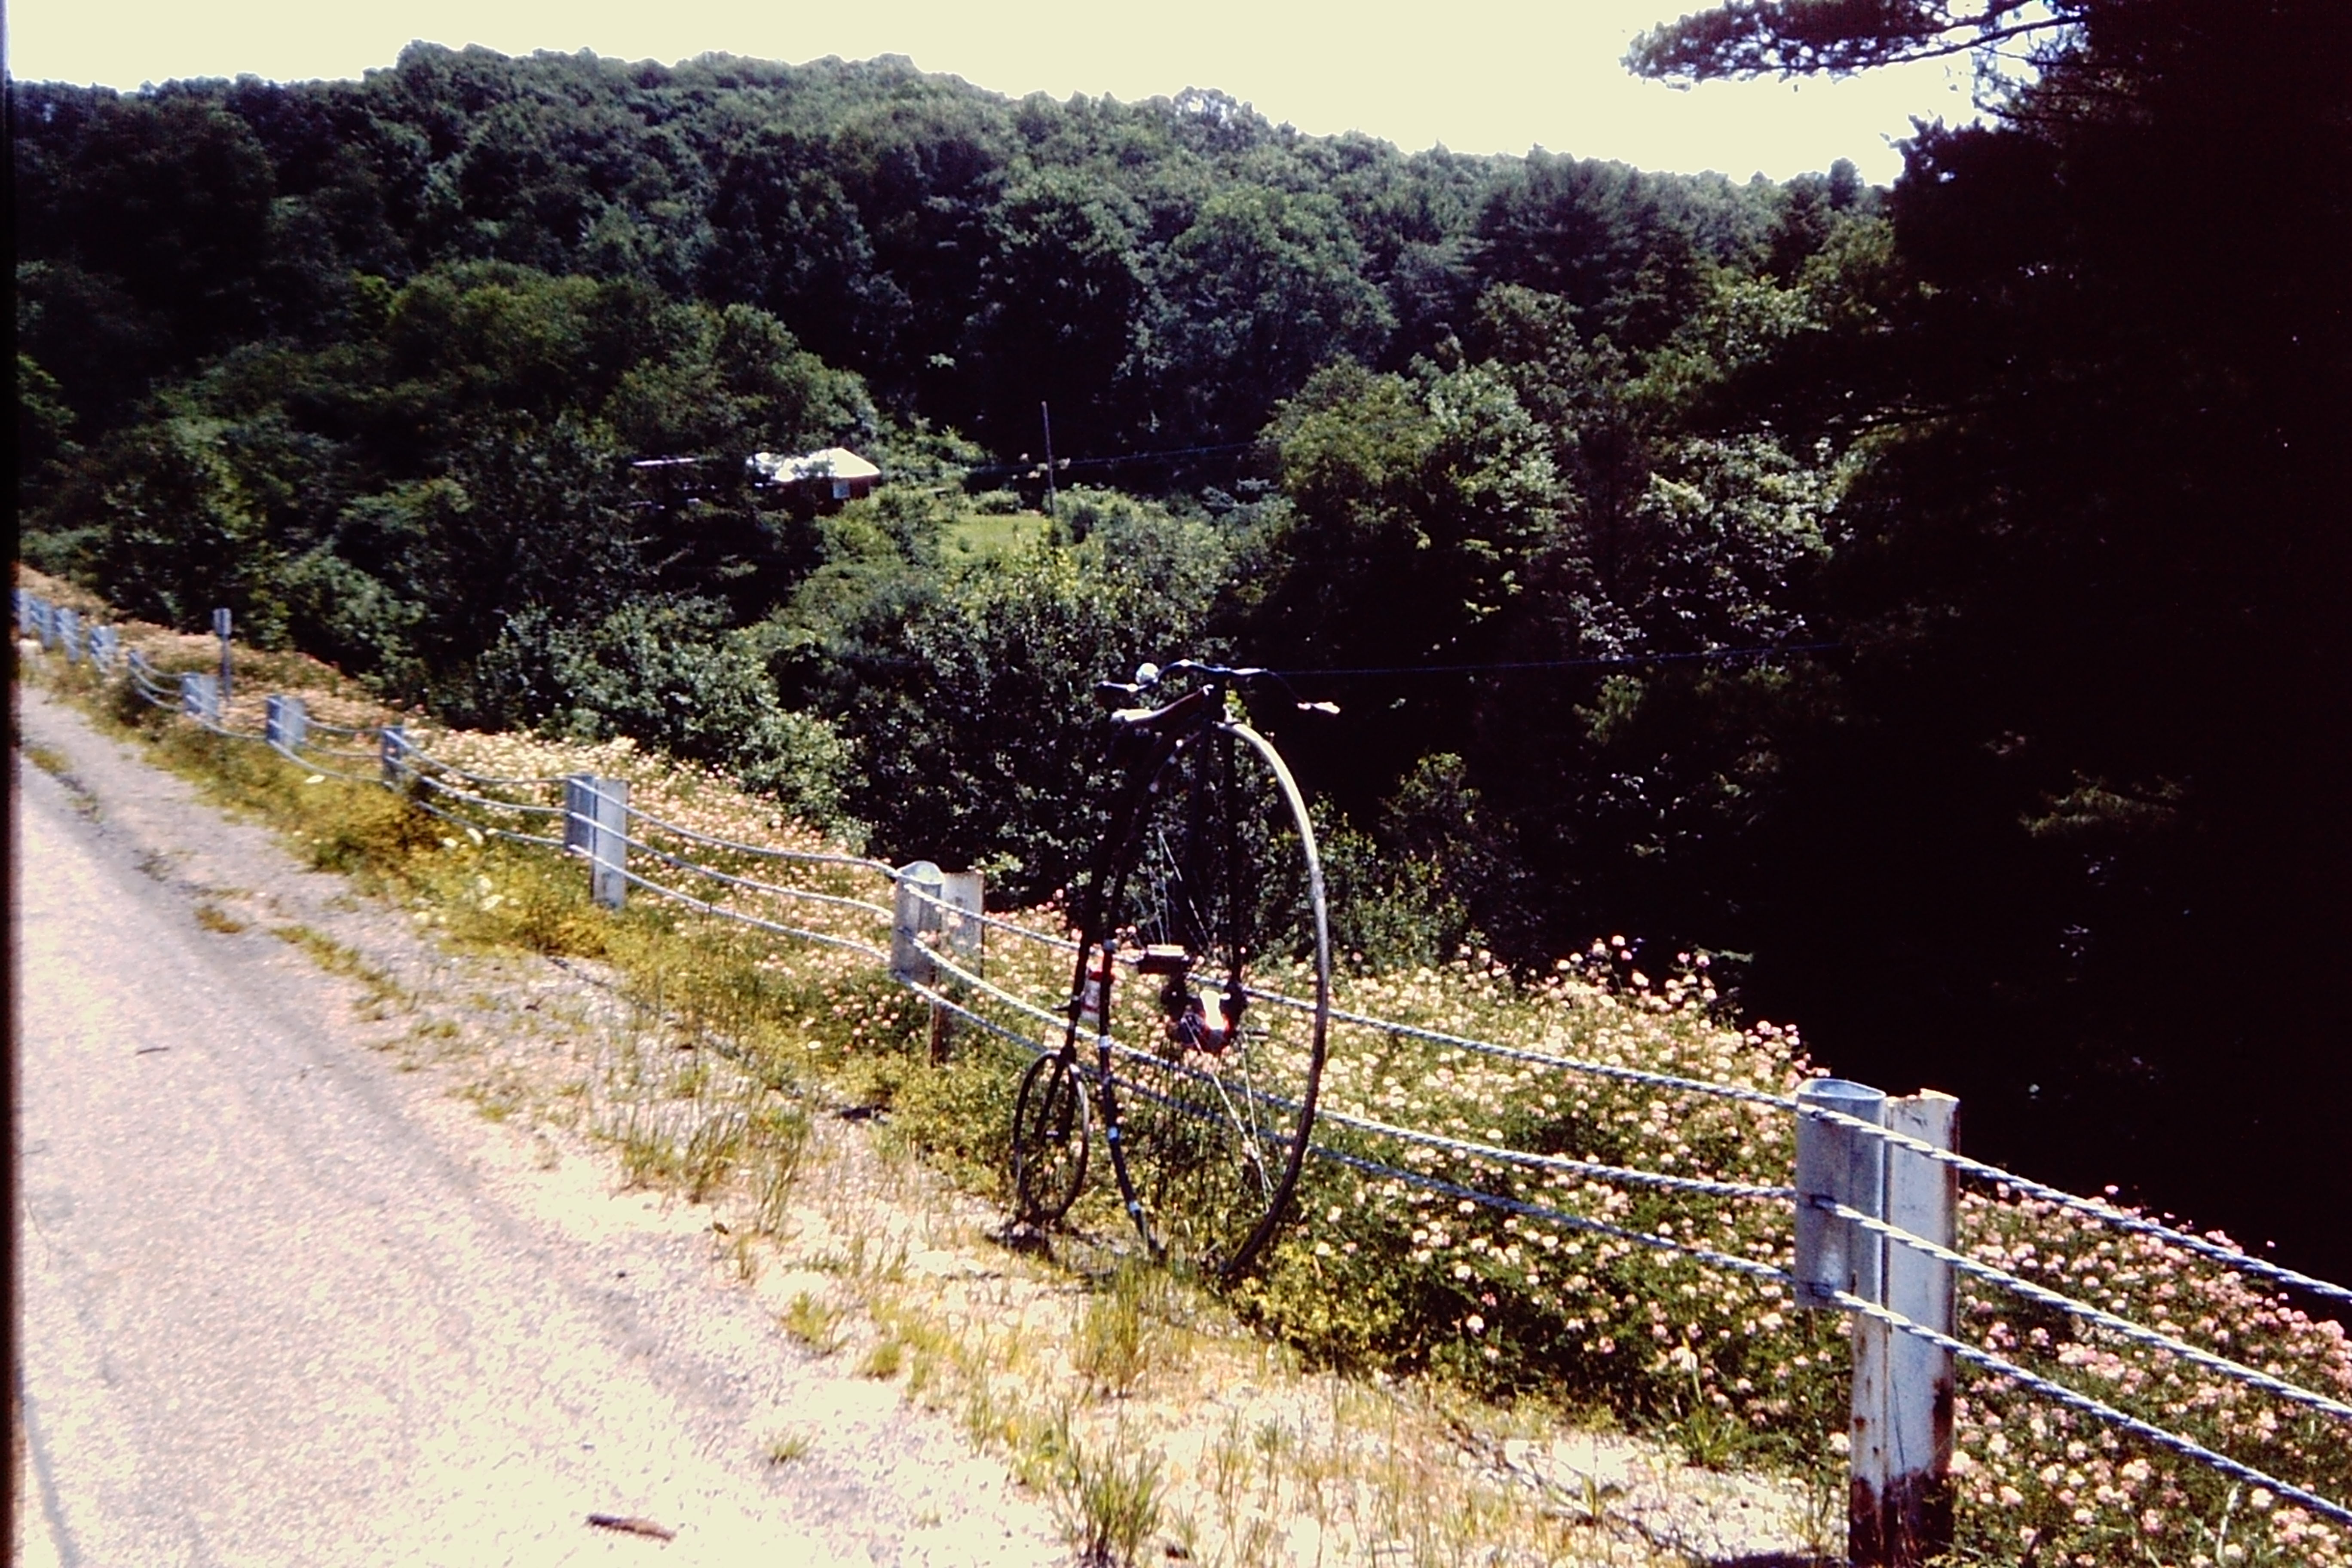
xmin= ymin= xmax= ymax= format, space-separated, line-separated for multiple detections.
xmin=1040 ymin=401 xmax=1057 ymax=523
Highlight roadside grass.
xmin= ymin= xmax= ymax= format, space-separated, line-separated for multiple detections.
xmin=193 ymin=901 xmax=250 ymax=935
xmin=23 ymin=573 xmax=2352 ymax=1568
xmin=19 ymin=737 xmax=103 ymax=817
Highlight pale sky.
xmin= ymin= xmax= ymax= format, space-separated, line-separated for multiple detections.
xmin=4 ymin=0 xmax=1980 ymax=184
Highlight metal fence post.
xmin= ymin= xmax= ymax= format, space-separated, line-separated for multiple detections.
xmin=58 ymin=607 xmax=82 ymax=664
xmin=265 ymin=695 xmax=308 ymax=750
xmin=213 ymin=607 xmax=234 ymax=703
xmin=37 ymin=599 xmax=58 ymax=649
xmin=380 ymin=724 xmax=409 ymax=788
xmin=1795 ymin=1078 xmax=1957 ymax=1568
xmin=942 ymin=870 xmax=984 ymax=959
xmin=1862 ymin=1091 xmax=1960 ymax=1567
xmin=12 ymin=590 xmax=29 ymax=636
xmin=587 ymin=777 xmax=628 ymax=910
xmin=90 ymin=626 xmax=117 ymax=675
xmin=891 ymin=861 xmax=944 ymax=986
xmin=928 ymin=869 xmax=985 ymax=1061
xmin=563 ymin=774 xmax=594 ymax=855
xmin=1794 ymin=1079 xmax=1887 ymax=1311
xmin=181 ymin=672 xmax=220 ymax=723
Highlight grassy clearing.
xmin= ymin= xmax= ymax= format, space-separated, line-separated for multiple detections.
xmin=23 ymin=572 xmax=2351 ymax=1568
xmin=942 ymin=511 xmax=1053 ymax=560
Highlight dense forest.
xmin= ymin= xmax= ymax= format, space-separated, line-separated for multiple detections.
xmin=13 ymin=0 xmax=2351 ymax=1282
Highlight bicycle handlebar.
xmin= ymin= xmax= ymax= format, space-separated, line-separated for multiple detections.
xmin=1094 ymin=660 xmax=1341 ymax=717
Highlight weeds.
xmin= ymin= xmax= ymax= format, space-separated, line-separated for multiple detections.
xmin=1075 ymin=1263 xmax=1155 ymax=1398
xmin=194 ymin=901 xmax=250 ymax=935
xmin=21 ymin=741 xmax=100 ymax=818
xmin=1055 ymin=1422 xmax=1166 ymax=1568
xmin=859 ymin=1337 xmax=906 ymax=1381
xmin=270 ymin=922 xmax=407 ymax=1015
xmin=782 ymin=1292 xmax=845 ymax=1356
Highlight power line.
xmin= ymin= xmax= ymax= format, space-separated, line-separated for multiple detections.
xmin=965 ymin=438 xmax=1259 ymax=480
xmin=1273 ymin=640 xmax=1843 ymax=682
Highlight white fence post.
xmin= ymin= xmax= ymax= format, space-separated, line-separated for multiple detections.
xmin=58 ymin=607 xmax=82 ymax=663
xmin=264 ymin=695 xmax=309 ymax=750
xmin=1795 ymin=1078 xmax=1958 ymax=1568
xmin=941 ymin=870 xmax=984 ymax=958
xmin=1794 ymin=1079 xmax=1886 ymax=1311
xmin=380 ymin=725 xmax=409 ymax=788
xmin=587 ymin=777 xmax=628 ymax=910
xmin=213 ymin=607 xmax=234 ymax=703
xmin=928 ymin=869 xmax=985 ymax=1061
xmin=181 ymin=672 xmax=220 ymax=723
xmin=90 ymin=625 xmax=117 ymax=675
xmin=1865 ymin=1091 xmax=1959 ymax=1566
xmin=891 ymin=861 xmax=944 ymax=986
xmin=563 ymin=774 xmax=594 ymax=856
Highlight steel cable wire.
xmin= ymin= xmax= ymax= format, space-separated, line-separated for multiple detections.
xmin=1798 ymin=1104 xmax=2352 ymax=1306
xmin=589 ymin=820 xmax=894 ymax=922
xmin=916 ymin=937 xmax=1784 ymax=1207
xmin=1315 ymin=1143 xmax=1799 ymax=1288
xmin=1816 ymin=1198 xmax=2352 ymax=1424
xmin=897 ymin=879 xmax=1081 ymax=951
xmin=903 ymin=980 xmax=1054 ymax=1061
xmin=266 ymin=738 xmax=383 ymax=787
xmin=410 ymin=768 xmax=567 ymax=818
xmin=608 ymin=863 xmax=889 ymax=961
xmin=617 ymin=799 xmax=897 ymax=876
xmin=404 ymin=787 xmax=567 ymax=849
xmin=1313 ymin=1102 xmax=1795 ymax=1202
xmin=1243 ymin=983 xmax=1801 ymax=1111
xmin=397 ymin=747 xmax=568 ymax=791
xmin=1832 ymin=1289 xmax=2352 ymax=1530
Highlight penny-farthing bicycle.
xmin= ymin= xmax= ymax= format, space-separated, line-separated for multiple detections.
xmin=1008 ymin=661 xmax=1333 ymax=1282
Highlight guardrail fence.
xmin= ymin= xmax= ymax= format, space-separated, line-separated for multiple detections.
xmin=18 ymin=588 xmax=2351 ymax=1566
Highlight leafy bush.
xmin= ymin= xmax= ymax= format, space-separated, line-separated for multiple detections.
xmin=468 ymin=597 xmax=856 ymax=830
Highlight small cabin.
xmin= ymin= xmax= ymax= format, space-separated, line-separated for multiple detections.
xmin=747 ymin=447 xmax=881 ymax=508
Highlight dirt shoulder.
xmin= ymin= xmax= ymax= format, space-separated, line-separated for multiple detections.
xmin=14 ymin=680 xmax=1065 ymax=1566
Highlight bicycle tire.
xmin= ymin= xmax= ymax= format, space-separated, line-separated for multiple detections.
xmin=1010 ymin=1051 xmax=1090 ymax=1224
xmin=1092 ymin=719 xmax=1330 ymax=1281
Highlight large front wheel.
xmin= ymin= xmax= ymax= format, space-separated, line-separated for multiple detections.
xmin=1094 ymin=721 xmax=1331 ymax=1282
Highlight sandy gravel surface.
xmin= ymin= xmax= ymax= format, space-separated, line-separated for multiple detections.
xmin=12 ymin=683 xmax=1065 ymax=1567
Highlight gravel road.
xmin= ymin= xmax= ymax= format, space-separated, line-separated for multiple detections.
xmin=11 ymin=683 xmax=1065 ymax=1567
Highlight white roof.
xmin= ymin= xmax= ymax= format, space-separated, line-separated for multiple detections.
xmin=747 ymin=447 xmax=881 ymax=484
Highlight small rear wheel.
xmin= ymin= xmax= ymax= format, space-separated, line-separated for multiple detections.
xmin=1094 ymin=720 xmax=1331 ymax=1281
xmin=1010 ymin=1052 xmax=1089 ymax=1224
